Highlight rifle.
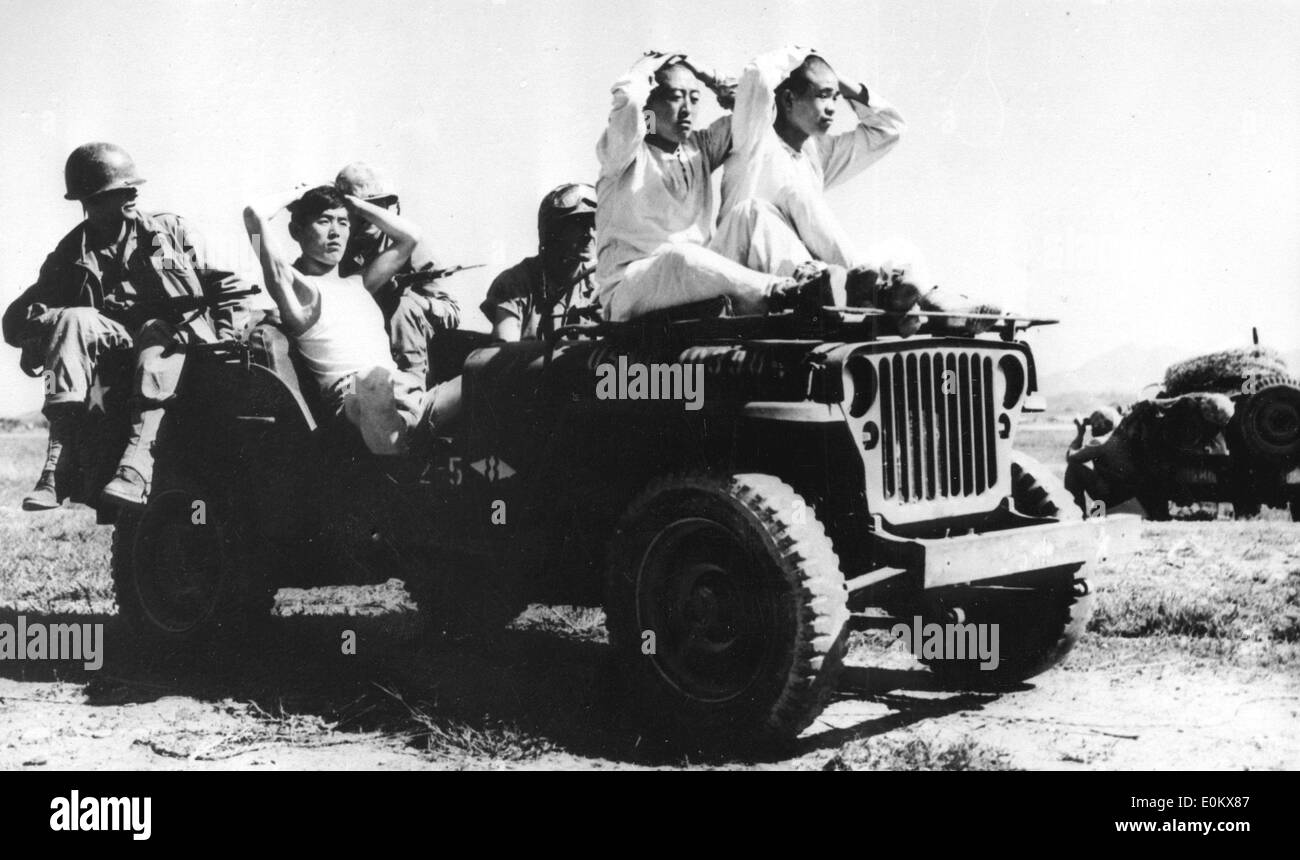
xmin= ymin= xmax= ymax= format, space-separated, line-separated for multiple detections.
xmin=393 ymin=264 xmax=485 ymax=291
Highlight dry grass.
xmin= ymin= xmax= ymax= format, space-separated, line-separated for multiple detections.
xmin=1087 ymin=522 xmax=1300 ymax=665
xmin=0 ymin=436 xmax=114 ymax=616
xmin=822 ymin=734 xmax=1017 ymax=771
xmin=128 ymin=700 xmax=352 ymax=762
xmin=373 ymin=683 xmax=558 ymax=764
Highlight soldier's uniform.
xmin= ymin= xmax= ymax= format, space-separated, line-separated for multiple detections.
xmin=1065 ymin=394 xmax=1234 ymax=510
xmin=482 ymin=183 xmax=600 ymax=341
xmin=480 ymin=254 xmax=599 ymax=341
xmin=1 ymin=143 xmax=246 ymax=510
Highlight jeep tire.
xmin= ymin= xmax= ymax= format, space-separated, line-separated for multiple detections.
xmin=604 ymin=472 xmax=850 ymax=753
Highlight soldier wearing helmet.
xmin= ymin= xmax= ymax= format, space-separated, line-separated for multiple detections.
xmin=334 ymin=161 xmax=460 ymax=385
xmin=1 ymin=142 xmax=248 ymax=510
xmin=480 ymin=183 xmax=599 ymax=342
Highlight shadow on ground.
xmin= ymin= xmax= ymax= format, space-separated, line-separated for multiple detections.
xmin=0 ymin=604 xmax=1007 ymax=766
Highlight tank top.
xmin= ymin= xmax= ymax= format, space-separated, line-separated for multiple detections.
xmin=294 ymin=272 xmax=396 ymax=392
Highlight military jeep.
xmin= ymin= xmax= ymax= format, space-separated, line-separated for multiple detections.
xmin=1120 ymin=346 xmax=1300 ymax=520
xmin=101 ymin=300 xmax=1138 ymax=751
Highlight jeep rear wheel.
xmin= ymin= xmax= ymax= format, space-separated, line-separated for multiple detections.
xmin=112 ymin=488 xmax=271 ymax=647
xmin=605 ymin=472 xmax=849 ymax=753
xmin=917 ymin=453 xmax=1094 ymax=690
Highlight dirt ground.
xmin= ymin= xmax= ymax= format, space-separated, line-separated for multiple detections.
xmin=2 ymin=433 xmax=1297 ymax=770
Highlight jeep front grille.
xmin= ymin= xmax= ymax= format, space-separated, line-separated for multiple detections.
xmin=875 ymin=351 xmax=999 ymax=502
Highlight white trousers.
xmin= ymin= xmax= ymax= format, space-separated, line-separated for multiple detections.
xmin=602 ymin=242 xmax=783 ymax=322
xmin=712 ymin=192 xmax=866 ymax=277
xmin=337 ymin=366 xmax=461 ymax=456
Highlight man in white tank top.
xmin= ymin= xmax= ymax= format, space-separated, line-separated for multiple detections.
xmin=243 ymin=185 xmax=460 ymax=454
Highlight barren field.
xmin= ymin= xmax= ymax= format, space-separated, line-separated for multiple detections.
xmin=1 ymin=432 xmax=1297 ymax=770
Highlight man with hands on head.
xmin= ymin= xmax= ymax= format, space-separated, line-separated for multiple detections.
xmin=334 ymin=161 xmax=460 ymax=386
xmin=716 ymin=47 xmax=901 ymax=274
xmin=242 ymin=184 xmax=460 ymax=456
xmin=715 ymin=46 xmax=1002 ymax=334
xmin=594 ymin=50 xmax=844 ymax=322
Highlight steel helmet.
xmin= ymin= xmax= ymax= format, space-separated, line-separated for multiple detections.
xmin=64 ymin=142 xmax=146 ymax=201
xmin=537 ymin=183 xmax=596 ymax=242
xmin=335 ymin=161 xmax=398 ymax=207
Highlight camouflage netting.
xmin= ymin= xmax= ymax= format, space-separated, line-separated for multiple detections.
xmin=1162 ymin=346 xmax=1290 ymax=397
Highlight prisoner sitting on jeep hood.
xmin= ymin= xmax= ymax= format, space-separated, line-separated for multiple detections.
xmin=716 ymin=46 xmax=1002 ymax=335
xmin=2 ymin=142 xmax=249 ymax=512
xmin=242 ymin=184 xmax=460 ymax=455
xmin=481 ymin=183 xmax=600 ymax=341
xmin=594 ymin=51 xmax=853 ymax=321
xmin=718 ymin=47 xmax=904 ymax=274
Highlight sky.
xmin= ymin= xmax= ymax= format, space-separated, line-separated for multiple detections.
xmin=1 ymin=0 xmax=1296 ymax=415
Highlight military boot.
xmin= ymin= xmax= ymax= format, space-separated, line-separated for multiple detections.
xmin=22 ymin=408 xmax=79 ymax=512
xmin=100 ymin=406 xmax=163 ymax=510
xmin=22 ymin=471 xmax=60 ymax=511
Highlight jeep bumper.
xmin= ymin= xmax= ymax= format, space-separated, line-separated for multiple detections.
xmin=877 ymin=514 xmax=1142 ymax=590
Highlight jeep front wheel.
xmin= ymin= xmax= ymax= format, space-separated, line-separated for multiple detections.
xmin=604 ymin=472 xmax=849 ymax=753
